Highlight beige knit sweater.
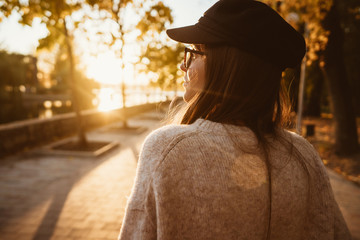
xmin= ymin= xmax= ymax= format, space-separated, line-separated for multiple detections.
xmin=119 ymin=119 xmax=351 ymax=240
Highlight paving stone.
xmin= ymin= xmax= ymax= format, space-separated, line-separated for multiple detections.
xmin=14 ymin=233 xmax=33 ymax=240
xmin=0 ymin=232 xmax=20 ymax=240
xmin=17 ymin=225 xmax=38 ymax=234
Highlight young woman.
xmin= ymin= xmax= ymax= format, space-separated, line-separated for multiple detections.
xmin=119 ymin=0 xmax=351 ymax=239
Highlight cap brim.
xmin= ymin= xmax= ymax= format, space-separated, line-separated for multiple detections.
xmin=166 ymin=24 xmax=224 ymax=44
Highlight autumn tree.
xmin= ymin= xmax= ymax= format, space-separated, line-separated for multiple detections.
xmin=88 ymin=0 xmax=131 ymax=112
xmin=136 ymin=1 xmax=183 ymax=94
xmin=340 ymin=0 xmax=360 ymax=116
xmin=51 ymin=46 xmax=99 ymax=110
xmin=0 ymin=0 xmax=101 ymax=146
xmin=319 ymin=1 xmax=358 ymax=155
xmin=140 ymin=43 xmax=183 ymax=93
xmin=86 ymin=0 xmax=174 ymax=127
xmin=267 ymin=0 xmax=359 ymax=155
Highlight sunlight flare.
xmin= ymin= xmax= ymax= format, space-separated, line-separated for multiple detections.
xmin=97 ymin=88 xmax=121 ymax=112
xmin=86 ymin=52 xmax=123 ymax=85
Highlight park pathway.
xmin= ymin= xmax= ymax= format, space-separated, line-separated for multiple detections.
xmin=0 ymin=108 xmax=359 ymax=240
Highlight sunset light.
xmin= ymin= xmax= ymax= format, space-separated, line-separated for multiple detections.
xmin=85 ymin=52 xmax=123 ymax=85
xmin=96 ymin=87 xmax=121 ymax=112
xmin=0 ymin=0 xmax=359 ymax=239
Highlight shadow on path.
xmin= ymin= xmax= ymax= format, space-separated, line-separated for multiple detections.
xmin=0 ymin=144 xmax=125 ymax=239
xmin=32 ymin=181 xmax=73 ymax=240
xmin=31 ymin=146 xmax=127 ymax=240
xmin=0 ymin=110 xmax=166 ymax=240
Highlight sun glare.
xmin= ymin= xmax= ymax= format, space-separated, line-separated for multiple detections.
xmin=85 ymin=49 xmax=157 ymax=112
xmin=96 ymin=88 xmax=122 ymax=112
xmin=86 ymin=52 xmax=123 ymax=84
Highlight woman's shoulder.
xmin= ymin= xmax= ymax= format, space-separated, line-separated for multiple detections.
xmin=140 ymin=123 xmax=201 ymax=160
xmin=146 ymin=123 xmax=197 ymax=143
xmin=284 ymin=129 xmax=314 ymax=147
xmin=281 ymin=129 xmax=321 ymax=160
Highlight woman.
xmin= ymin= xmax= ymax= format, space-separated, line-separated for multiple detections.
xmin=119 ymin=0 xmax=351 ymax=239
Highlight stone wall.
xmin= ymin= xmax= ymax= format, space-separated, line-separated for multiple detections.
xmin=0 ymin=102 xmax=167 ymax=158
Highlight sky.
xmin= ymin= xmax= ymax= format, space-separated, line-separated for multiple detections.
xmin=0 ymin=0 xmax=217 ymax=55
xmin=164 ymin=0 xmax=218 ymax=27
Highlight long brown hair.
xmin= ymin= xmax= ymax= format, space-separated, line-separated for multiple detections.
xmin=181 ymin=44 xmax=291 ymax=135
xmin=179 ymin=44 xmax=294 ymax=240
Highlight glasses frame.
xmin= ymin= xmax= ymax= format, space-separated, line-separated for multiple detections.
xmin=184 ymin=47 xmax=206 ymax=70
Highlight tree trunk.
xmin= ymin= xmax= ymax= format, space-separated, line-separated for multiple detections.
xmin=117 ymin=5 xmax=129 ymax=129
xmin=304 ymin=60 xmax=323 ymax=117
xmin=320 ymin=0 xmax=358 ymax=155
xmin=121 ymin=80 xmax=128 ymax=128
xmin=63 ymin=18 xmax=87 ymax=146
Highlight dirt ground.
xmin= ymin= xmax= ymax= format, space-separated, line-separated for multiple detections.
xmin=302 ymin=117 xmax=360 ymax=186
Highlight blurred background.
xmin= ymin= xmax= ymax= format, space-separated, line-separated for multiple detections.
xmin=0 ymin=0 xmax=359 ymax=154
xmin=0 ymin=0 xmax=218 ymax=124
xmin=0 ymin=1 xmax=359 ymax=239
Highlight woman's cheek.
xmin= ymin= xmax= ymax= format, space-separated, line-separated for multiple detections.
xmin=188 ymin=69 xmax=199 ymax=85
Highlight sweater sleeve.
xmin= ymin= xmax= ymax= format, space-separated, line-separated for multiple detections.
xmin=288 ymin=131 xmax=352 ymax=240
xmin=118 ymin=133 xmax=160 ymax=240
xmin=313 ymin=152 xmax=352 ymax=240
xmin=301 ymin=139 xmax=352 ymax=240
xmin=333 ymin=196 xmax=352 ymax=240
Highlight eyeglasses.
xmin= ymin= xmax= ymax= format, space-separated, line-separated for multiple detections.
xmin=184 ymin=47 xmax=206 ymax=70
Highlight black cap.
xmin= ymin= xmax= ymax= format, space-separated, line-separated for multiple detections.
xmin=166 ymin=0 xmax=306 ymax=70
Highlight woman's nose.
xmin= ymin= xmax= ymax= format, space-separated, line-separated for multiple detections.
xmin=180 ymin=62 xmax=187 ymax=72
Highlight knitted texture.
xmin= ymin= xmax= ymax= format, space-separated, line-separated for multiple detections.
xmin=119 ymin=119 xmax=351 ymax=240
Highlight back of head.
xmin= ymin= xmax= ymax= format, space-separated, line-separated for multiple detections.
xmin=167 ymin=0 xmax=306 ymax=70
xmin=181 ymin=44 xmax=289 ymax=137
xmin=167 ymin=0 xmax=304 ymax=133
